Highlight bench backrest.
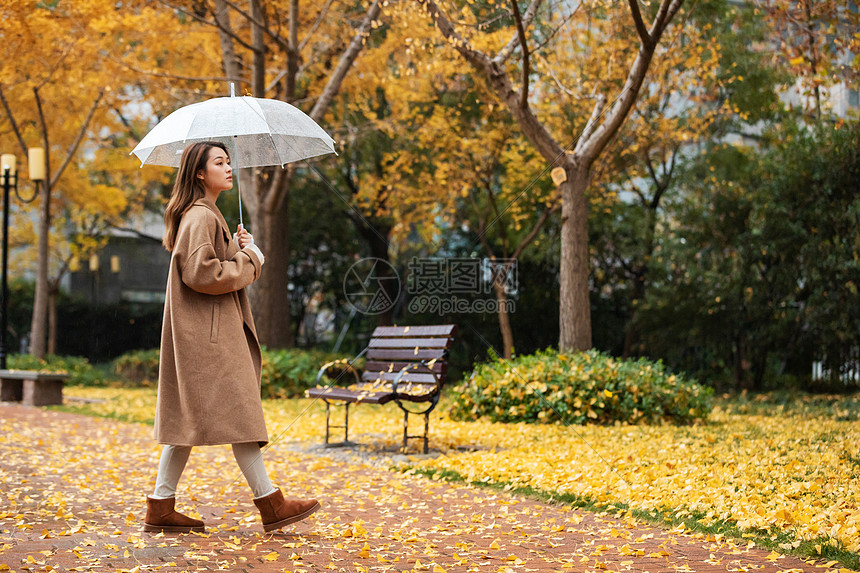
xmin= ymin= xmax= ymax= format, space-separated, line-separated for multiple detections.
xmin=361 ymin=325 xmax=457 ymax=393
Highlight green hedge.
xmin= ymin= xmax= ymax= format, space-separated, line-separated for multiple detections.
xmin=112 ymin=347 xmax=357 ymax=398
xmin=260 ymin=348 xmax=359 ymax=398
xmin=449 ymin=349 xmax=712 ymax=425
xmin=113 ymin=349 xmax=160 ymax=386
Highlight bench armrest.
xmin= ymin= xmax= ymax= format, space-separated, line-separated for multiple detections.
xmin=314 ymin=360 xmax=361 ymax=388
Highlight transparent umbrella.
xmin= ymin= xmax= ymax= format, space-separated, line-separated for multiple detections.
xmin=130 ymin=84 xmax=336 ymax=226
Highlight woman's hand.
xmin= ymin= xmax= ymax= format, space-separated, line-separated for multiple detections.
xmin=235 ymin=225 xmax=254 ymax=249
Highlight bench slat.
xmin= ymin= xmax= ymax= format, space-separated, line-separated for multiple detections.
xmin=368 ymin=337 xmax=453 ymax=349
xmin=372 ymin=325 xmax=457 ymax=337
xmin=366 ymin=348 xmax=448 ymax=361
xmin=0 ymin=370 xmax=70 ymax=381
xmin=363 ymin=360 xmax=447 ymax=374
xmin=361 ymin=371 xmax=438 ymax=384
xmin=307 ymin=387 xmax=396 ymax=404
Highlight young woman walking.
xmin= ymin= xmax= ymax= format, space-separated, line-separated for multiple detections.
xmin=144 ymin=141 xmax=319 ymax=533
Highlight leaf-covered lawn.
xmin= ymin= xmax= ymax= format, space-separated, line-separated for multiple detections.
xmin=57 ymin=386 xmax=860 ymax=565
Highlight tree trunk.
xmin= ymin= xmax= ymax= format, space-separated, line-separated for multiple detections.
xmin=250 ymin=0 xmax=266 ymax=97
xmin=213 ymin=0 xmax=240 ymax=83
xmin=209 ymin=0 xmax=380 ymax=347
xmin=622 ymin=216 xmax=657 ymax=358
xmin=494 ymin=277 xmax=515 ymax=359
xmin=47 ymin=288 xmax=57 ymax=356
xmin=29 ymin=180 xmax=51 ymax=358
xmin=355 ymin=217 xmax=394 ymax=325
xmin=559 ymin=161 xmax=592 ymax=352
xmin=249 ymin=196 xmax=292 ymax=347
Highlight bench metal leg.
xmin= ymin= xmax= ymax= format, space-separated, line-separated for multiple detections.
xmin=323 ymin=400 xmax=351 ymax=448
xmin=402 ymin=410 xmax=430 ymax=454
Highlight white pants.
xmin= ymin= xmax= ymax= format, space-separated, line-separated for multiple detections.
xmin=152 ymin=443 xmax=276 ymax=500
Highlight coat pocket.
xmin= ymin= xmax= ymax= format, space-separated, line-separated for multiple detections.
xmin=209 ymin=302 xmax=221 ymax=343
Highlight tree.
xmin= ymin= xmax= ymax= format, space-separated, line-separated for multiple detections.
xmin=0 ymin=0 xmax=215 ymax=356
xmin=161 ymin=0 xmax=384 ymax=347
xmin=755 ymin=0 xmax=860 ymax=121
xmin=412 ymin=0 xmax=687 ymax=351
xmin=635 ymin=121 xmax=860 ymax=390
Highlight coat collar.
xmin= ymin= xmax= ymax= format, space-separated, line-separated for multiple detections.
xmin=192 ymin=197 xmax=231 ymax=236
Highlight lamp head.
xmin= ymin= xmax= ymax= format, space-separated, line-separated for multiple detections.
xmin=28 ymin=148 xmax=45 ymax=181
xmin=1 ymin=154 xmax=16 ymax=184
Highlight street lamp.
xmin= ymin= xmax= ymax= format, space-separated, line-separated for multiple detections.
xmin=1 ymin=149 xmax=44 ymax=368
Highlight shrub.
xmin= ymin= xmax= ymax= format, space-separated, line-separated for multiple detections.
xmin=449 ymin=349 xmax=712 ymax=425
xmin=261 ymin=348 xmax=360 ymax=398
xmin=113 ymin=349 xmax=160 ymax=386
xmin=6 ymin=354 xmax=109 ymax=386
xmin=109 ymin=347 xmax=358 ymax=397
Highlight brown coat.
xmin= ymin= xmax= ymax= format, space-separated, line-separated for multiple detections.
xmin=155 ymin=197 xmax=268 ymax=447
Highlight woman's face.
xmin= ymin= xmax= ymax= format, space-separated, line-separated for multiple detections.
xmin=198 ymin=146 xmax=233 ymax=196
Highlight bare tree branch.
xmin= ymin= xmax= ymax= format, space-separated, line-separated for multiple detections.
xmin=229 ymin=0 xmax=291 ymax=52
xmin=628 ymin=0 xmax=653 ymax=47
xmin=494 ymin=0 xmax=543 ymax=65
xmin=48 ymin=88 xmax=105 ymax=187
xmin=649 ymin=0 xmax=685 ymax=42
xmin=510 ymin=0 xmax=530 ymax=110
xmin=574 ymin=94 xmax=606 ymax=154
xmin=418 ymin=0 xmax=567 ymax=162
xmin=0 ymin=86 xmax=29 ymax=155
xmin=106 ymin=54 xmax=231 ymax=83
xmin=511 ymin=199 xmax=559 ymax=261
xmin=309 ymin=0 xmax=382 ymax=121
xmin=298 ymin=0 xmax=336 ymax=52
xmin=155 ymin=0 xmax=255 ymax=51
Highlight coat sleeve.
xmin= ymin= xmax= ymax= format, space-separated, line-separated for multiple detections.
xmin=174 ymin=208 xmax=262 ymax=296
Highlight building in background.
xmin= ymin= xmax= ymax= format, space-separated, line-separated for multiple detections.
xmin=67 ymin=212 xmax=168 ymax=308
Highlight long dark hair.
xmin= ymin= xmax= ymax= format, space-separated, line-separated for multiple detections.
xmin=163 ymin=141 xmax=229 ymax=252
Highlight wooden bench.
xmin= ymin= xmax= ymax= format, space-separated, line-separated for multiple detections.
xmin=307 ymin=324 xmax=457 ymax=454
xmin=0 ymin=369 xmax=69 ymax=406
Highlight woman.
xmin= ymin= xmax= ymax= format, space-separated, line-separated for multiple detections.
xmin=144 ymin=141 xmax=319 ymax=533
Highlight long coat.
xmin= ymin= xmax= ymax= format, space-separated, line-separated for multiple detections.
xmin=155 ymin=197 xmax=268 ymax=447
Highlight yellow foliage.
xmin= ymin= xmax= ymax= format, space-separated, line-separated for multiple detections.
xmin=0 ymin=0 xmax=222 ymax=286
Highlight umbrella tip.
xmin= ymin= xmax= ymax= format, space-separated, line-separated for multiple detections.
xmin=230 ymin=82 xmax=235 ymax=97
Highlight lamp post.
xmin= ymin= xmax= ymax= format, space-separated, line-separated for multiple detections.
xmin=1 ymin=149 xmax=45 ymax=369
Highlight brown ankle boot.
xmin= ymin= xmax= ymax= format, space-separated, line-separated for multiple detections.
xmin=143 ymin=496 xmax=205 ymax=533
xmin=253 ymin=488 xmax=320 ymax=532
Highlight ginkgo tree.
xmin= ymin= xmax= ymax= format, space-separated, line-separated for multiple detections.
xmin=157 ymin=0 xmax=385 ymax=347
xmin=348 ymin=0 xmax=711 ymax=356
xmin=0 ymin=0 xmax=216 ymax=356
xmin=407 ymin=0 xmax=688 ymax=351
xmin=755 ymin=0 xmax=860 ymax=120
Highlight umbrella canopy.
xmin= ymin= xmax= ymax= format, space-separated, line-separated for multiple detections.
xmin=130 ymin=94 xmax=336 ymax=168
xmin=130 ymin=88 xmax=336 ymax=228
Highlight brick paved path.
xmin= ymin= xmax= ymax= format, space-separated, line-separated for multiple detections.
xmin=0 ymin=403 xmax=834 ymax=572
